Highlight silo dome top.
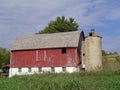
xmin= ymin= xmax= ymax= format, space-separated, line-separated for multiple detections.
xmin=86 ymin=29 xmax=102 ymax=38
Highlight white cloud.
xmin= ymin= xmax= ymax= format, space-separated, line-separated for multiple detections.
xmin=1 ymin=0 xmax=120 ymax=27
xmin=102 ymin=35 xmax=120 ymax=53
xmin=0 ymin=0 xmax=120 ymax=52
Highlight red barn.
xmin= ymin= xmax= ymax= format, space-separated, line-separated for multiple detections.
xmin=9 ymin=30 xmax=85 ymax=77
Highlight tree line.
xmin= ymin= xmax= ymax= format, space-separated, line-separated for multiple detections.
xmin=0 ymin=47 xmax=10 ymax=68
xmin=102 ymin=50 xmax=118 ymax=56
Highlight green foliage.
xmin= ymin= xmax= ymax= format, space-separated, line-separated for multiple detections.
xmin=102 ymin=50 xmax=108 ymax=56
xmin=0 ymin=73 xmax=120 ymax=90
xmin=115 ymin=56 xmax=120 ymax=63
xmin=109 ymin=52 xmax=118 ymax=55
xmin=102 ymin=50 xmax=119 ymax=56
xmin=102 ymin=54 xmax=120 ymax=72
xmin=0 ymin=47 xmax=10 ymax=68
xmin=37 ymin=16 xmax=79 ymax=34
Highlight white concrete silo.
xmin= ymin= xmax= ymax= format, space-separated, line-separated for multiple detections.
xmin=84 ymin=29 xmax=102 ymax=71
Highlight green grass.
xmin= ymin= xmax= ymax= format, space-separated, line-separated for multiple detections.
xmin=0 ymin=72 xmax=120 ymax=90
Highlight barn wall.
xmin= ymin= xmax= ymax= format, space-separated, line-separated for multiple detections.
xmin=77 ymin=31 xmax=85 ymax=66
xmin=9 ymin=66 xmax=79 ymax=77
xmin=11 ymin=48 xmax=78 ymax=68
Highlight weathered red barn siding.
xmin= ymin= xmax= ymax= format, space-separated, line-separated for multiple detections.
xmin=11 ymin=48 xmax=78 ymax=68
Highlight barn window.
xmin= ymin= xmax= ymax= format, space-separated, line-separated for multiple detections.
xmin=38 ymin=67 xmax=42 ymax=72
xmin=62 ymin=48 xmax=66 ymax=54
xmin=51 ymin=67 xmax=55 ymax=72
xmin=62 ymin=67 xmax=66 ymax=72
xmin=28 ymin=68 xmax=31 ymax=72
xmin=18 ymin=68 xmax=21 ymax=72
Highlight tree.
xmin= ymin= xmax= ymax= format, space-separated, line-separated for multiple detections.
xmin=37 ymin=16 xmax=79 ymax=34
xmin=109 ymin=52 xmax=118 ymax=55
xmin=102 ymin=50 xmax=108 ymax=56
xmin=0 ymin=47 xmax=10 ymax=68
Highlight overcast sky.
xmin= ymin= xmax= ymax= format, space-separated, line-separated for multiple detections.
xmin=0 ymin=0 xmax=120 ymax=53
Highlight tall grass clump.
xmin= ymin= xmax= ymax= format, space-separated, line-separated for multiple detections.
xmin=0 ymin=72 xmax=120 ymax=90
xmin=102 ymin=55 xmax=120 ymax=73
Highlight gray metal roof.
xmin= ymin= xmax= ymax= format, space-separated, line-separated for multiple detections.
xmin=11 ymin=30 xmax=83 ymax=50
